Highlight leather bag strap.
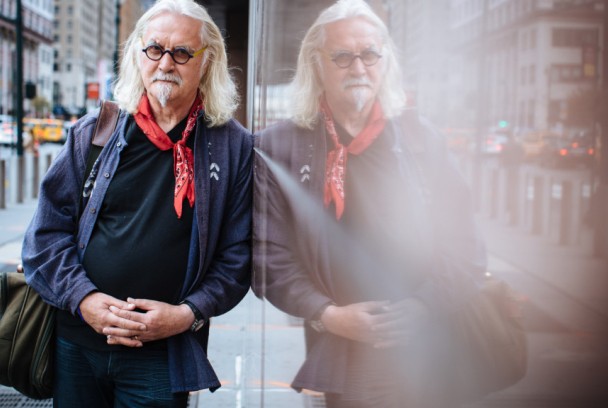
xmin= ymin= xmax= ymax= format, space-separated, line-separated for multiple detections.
xmin=92 ymin=100 xmax=120 ymax=147
xmin=83 ymin=101 xmax=120 ymax=180
xmin=79 ymin=101 xmax=120 ymax=218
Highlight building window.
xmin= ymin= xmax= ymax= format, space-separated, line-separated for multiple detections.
xmin=519 ymin=101 xmax=526 ymax=128
xmin=527 ymin=99 xmax=534 ymax=127
xmin=53 ymin=81 xmax=60 ymax=104
xmin=552 ymin=28 xmax=599 ymax=47
xmin=550 ymin=64 xmax=585 ymax=82
xmin=529 ymin=65 xmax=535 ymax=84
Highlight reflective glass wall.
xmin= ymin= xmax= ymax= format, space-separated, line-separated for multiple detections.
xmin=224 ymin=0 xmax=606 ymax=407
xmin=247 ymin=2 xmax=343 ymax=406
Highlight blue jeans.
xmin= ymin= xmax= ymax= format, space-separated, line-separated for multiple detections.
xmin=54 ymin=337 xmax=189 ymax=408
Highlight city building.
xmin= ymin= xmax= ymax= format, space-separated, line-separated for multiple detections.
xmin=0 ymin=0 xmax=54 ymax=117
xmin=449 ymin=0 xmax=605 ymax=137
xmin=118 ymin=0 xmax=146 ymax=50
xmin=386 ymin=0 xmax=453 ymax=126
xmin=52 ymin=0 xmax=248 ymax=119
xmin=52 ymin=0 xmax=118 ymax=116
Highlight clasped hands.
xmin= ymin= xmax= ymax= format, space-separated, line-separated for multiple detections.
xmin=78 ymin=292 xmax=195 ymax=347
xmin=320 ymin=298 xmax=431 ymax=349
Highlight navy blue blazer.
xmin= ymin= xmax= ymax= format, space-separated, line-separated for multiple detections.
xmin=22 ymin=107 xmax=253 ymax=393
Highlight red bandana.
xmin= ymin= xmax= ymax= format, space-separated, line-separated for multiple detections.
xmin=134 ymin=93 xmax=203 ymax=218
xmin=321 ymin=97 xmax=386 ymax=219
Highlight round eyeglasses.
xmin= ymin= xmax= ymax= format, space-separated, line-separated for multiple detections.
xmin=141 ymin=44 xmax=207 ymax=65
xmin=330 ymin=49 xmax=382 ymax=69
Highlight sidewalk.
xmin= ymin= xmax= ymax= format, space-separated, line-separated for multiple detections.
xmin=479 ymin=217 xmax=608 ymax=333
xmin=0 ymin=199 xmax=37 ymax=271
xmin=474 ymin=216 xmax=608 ymax=407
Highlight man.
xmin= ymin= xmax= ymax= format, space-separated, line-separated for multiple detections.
xmin=253 ymin=0 xmax=486 ymax=406
xmin=22 ymin=0 xmax=252 ymax=406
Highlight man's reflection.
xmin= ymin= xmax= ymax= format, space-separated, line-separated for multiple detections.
xmin=253 ymin=0 xmax=486 ymax=406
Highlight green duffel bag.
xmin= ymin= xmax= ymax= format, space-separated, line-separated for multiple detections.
xmin=0 ymin=269 xmax=54 ymax=399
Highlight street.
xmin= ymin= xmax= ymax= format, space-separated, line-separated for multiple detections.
xmin=1 ymin=151 xmax=607 ymax=407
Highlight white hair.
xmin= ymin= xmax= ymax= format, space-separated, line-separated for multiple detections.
xmin=113 ymin=0 xmax=238 ymax=127
xmin=290 ymin=0 xmax=406 ymax=129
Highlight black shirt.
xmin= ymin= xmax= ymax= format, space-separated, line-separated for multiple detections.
xmin=57 ymin=115 xmax=195 ymax=350
xmin=328 ymin=122 xmax=431 ymax=303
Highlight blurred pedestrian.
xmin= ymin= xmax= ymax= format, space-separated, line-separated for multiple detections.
xmin=21 ymin=0 xmax=252 ymax=406
xmin=253 ymin=0 xmax=486 ymax=406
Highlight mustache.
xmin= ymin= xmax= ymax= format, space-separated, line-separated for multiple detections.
xmin=342 ymin=78 xmax=372 ymax=89
xmin=151 ymin=73 xmax=183 ymax=85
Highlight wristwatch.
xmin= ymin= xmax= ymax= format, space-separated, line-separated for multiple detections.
xmin=309 ymin=301 xmax=335 ymax=333
xmin=181 ymin=300 xmax=206 ymax=332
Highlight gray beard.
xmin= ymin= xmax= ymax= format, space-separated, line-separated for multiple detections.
xmin=153 ymin=83 xmax=173 ymax=108
xmin=351 ymin=88 xmax=369 ymax=112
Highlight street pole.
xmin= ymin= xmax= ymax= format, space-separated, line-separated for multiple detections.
xmin=594 ymin=0 xmax=608 ymax=258
xmin=473 ymin=0 xmax=489 ymax=211
xmin=15 ymin=0 xmax=24 ymax=157
xmin=114 ymin=0 xmax=122 ymax=82
xmin=15 ymin=0 xmax=25 ymax=203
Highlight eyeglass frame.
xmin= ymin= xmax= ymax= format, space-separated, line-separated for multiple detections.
xmin=327 ymin=48 xmax=383 ymax=69
xmin=140 ymin=38 xmax=207 ymax=65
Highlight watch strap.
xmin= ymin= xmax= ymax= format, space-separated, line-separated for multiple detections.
xmin=181 ymin=300 xmax=205 ymax=332
xmin=310 ymin=301 xmax=335 ymax=333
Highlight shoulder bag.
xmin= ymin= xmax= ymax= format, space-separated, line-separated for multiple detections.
xmin=400 ymin=110 xmax=528 ymax=403
xmin=0 ymin=100 xmax=119 ymax=399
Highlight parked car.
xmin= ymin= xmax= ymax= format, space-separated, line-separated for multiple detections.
xmin=0 ymin=124 xmax=35 ymax=149
xmin=469 ymin=130 xmax=512 ymax=156
xmin=566 ymin=131 xmax=596 ymax=167
xmin=517 ymin=131 xmax=557 ymax=161
xmin=483 ymin=133 xmax=510 ymax=155
xmin=0 ymin=121 xmax=16 ymax=146
xmin=538 ymin=132 xmax=596 ymax=168
xmin=23 ymin=118 xmax=65 ymax=144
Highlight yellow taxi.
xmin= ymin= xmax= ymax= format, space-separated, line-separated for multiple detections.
xmin=24 ymin=118 xmax=65 ymax=143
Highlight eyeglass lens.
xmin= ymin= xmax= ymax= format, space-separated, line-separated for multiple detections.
xmin=332 ymin=49 xmax=382 ymax=68
xmin=143 ymin=45 xmax=192 ymax=64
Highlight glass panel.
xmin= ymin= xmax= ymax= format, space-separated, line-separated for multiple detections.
xmin=249 ymin=1 xmax=478 ymax=406
xmin=248 ymin=0 xmax=606 ymax=407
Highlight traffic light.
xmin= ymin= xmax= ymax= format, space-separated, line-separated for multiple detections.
xmin=25 ymin=82 xmax=37 ymax=99
xmin=498 ymin=120 xmax=509 ymax=128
